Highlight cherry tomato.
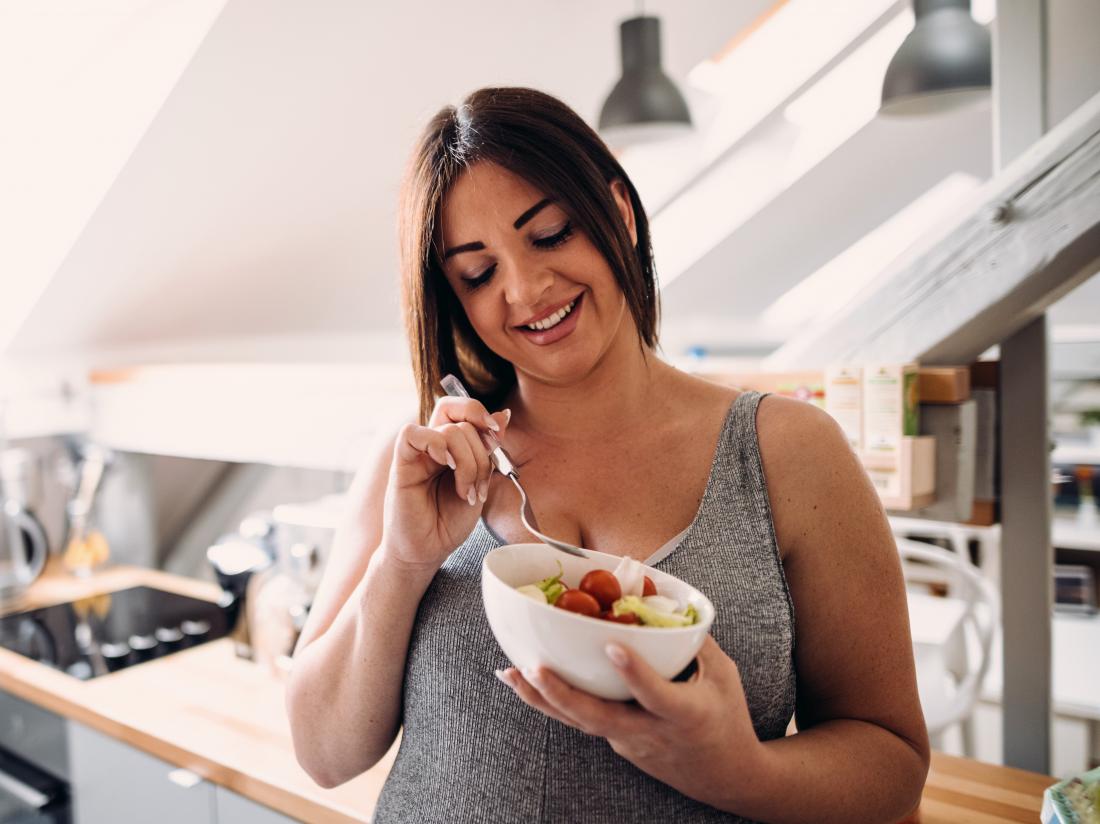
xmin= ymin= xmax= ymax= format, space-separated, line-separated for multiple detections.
xmin=642 ymin=576 xmax=657 ymax=597
xmin=579 ymin=569 xmax=622 ymax=610
xmin=601 ymin=610 xmax=638 ymax=624
xmin=555 ymin=590 xmax=601 ymax=617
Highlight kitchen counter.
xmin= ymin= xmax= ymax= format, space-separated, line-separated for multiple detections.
xmin=0 ymin=561 xmax=393 ymax=823
xmin=0 ymin=563 xmax=1055 ymax=823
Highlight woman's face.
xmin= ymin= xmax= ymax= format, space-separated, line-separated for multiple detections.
xmin=438 ymin=162 xmax=638 ymax=387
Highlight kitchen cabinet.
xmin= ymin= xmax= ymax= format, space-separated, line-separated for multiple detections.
xmin=69 ymin=721 xmax=215 ymax=824
xmin=68 ymin=721 xmax=306 ymax=824
xmin=0 ymin=689 xmax=69 ymax=781
xmin=215 ymin=786 xmax=299 ymax=824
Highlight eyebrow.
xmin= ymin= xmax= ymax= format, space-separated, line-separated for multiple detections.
xmin=441 ymin=198 xmax=556 ymax=261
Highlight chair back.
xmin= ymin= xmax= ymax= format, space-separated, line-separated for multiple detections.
xmin=896 ymin=537 xmax=1000 ymax=733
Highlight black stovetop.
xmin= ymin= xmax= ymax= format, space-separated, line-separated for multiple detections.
xmin=0 ymin=586 xmax=228 ymax=680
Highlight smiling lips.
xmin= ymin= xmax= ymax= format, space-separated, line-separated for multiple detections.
xmin=514 ymin=293 xmax=584 ymax=345
xmin=519 ymin=297 xmax=578 ymax=331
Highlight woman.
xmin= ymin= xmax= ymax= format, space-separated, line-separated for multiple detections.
xmin=286 ymin=87 xmax=929 ymax=823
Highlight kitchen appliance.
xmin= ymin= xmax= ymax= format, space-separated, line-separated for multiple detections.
xmin=0 ymin=746 xmax=69 ymax=823
xmin=60 ymin=447 xmax=110 ymax=576
xmin=0 ymin=587 xmax=227 ymax=680
xmin=0 ymin=450 xmax=50 ymax=602
xmin=206 ymin=538 xmax=270 ymax=659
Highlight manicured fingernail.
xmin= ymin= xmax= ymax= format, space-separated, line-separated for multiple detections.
xmin=467 ymin=488 xmax=477 ymax=506
xmin=502 ymin=408 xmax=512 ymax=425
xmin=478 ymin=480 xmax=488 ymax=502
xmin=485 ymin=416 xmax=500 ymax=432
xmin=445 ymin=451 xmax=456 ymax=470
xmin=605 ymin=643 xmax=628 ymax=667
xmin=494 ymin=669 xmax=511 ymax=686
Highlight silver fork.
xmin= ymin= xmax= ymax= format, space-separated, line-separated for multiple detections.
xmin=440 ymin=375 xmax=590 ymax=558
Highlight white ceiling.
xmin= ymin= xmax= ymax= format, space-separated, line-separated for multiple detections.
xmin=7 ymin=0 xmax=1099 ymax=372
xmin=7 ymin=0 xmax=773 ymax=358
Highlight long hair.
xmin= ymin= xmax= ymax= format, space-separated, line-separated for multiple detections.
xmin=398 ymin=87 xmax=659 ymax=424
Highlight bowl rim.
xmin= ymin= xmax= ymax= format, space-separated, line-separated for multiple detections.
xmin=482 ymin=543 xmax=716 ymax=635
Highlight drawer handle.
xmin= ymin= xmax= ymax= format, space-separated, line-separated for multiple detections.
xmin=0 ymin=767 xmax=50 ymax=809
xmin=167 ymin=768 xmax=203 ymax=789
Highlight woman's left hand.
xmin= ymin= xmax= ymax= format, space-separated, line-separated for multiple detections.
xmin=497 ymin=635 xmax=765 ymax=805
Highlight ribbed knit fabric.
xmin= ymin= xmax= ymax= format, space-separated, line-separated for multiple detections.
xmin=372 ymin=391 xmax=796 ymax=823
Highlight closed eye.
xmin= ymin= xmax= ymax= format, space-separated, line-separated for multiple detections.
xmin=533 ymin=221 xmax=574 ymax=250
xmin=458 ymin=221 xmax=574 ymax=292
xmin=461 ymin=263 xmax=497 ymax=292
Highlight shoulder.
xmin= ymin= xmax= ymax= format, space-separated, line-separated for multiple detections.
xmin=755 ymin=394 xmax=849 ymax=465
xmin=754 ymin=395 xmax=876 ymax=557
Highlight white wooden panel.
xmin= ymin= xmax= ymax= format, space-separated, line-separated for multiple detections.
xmin=69 ymin=722 xmax=215 ymax=824
xmin=215 ymin=786 xmax=300 ymax=824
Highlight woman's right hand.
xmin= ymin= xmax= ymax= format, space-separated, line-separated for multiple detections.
xmin=379 ymin=397 xmax=510 ymax=573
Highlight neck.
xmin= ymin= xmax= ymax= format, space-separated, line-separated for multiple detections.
xmin=508 ymin=312 xmax=673 ymax=444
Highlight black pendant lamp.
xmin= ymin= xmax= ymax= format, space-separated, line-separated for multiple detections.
xmin=880 ymin=0 xmax=991 ymax=116
xmin=598 ymin=14 xmax=692 ymax=146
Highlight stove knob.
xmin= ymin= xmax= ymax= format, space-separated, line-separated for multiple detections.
xmin=154 ymin=626 xmax=184 ymax=650
xmin=100 ymin=641 xmax=132 ymax=672
xmin=180 ymin=619 xmax=211 ymax=646
xmin=128 ymin=634 xmax=158 ymax=662
xmin=66 ymin=660 xmax=93 ymax=680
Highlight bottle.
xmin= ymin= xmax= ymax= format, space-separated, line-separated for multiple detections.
xmin=248 ymin=542 xmax=317 ymax=679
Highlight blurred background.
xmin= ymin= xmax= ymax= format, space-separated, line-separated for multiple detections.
xmin=1 ymin=2 xmax=1099 ymax=821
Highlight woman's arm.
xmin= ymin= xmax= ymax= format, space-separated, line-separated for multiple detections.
xmin=739 ymin=394 xmax=930 ymax=822
xmin=286 ymin=396 xmax=507 ymax=787
xmin=285 ymin=434 xmax=435 ymax=787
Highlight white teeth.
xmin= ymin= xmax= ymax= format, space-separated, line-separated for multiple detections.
xmin=525 ymin=299 xmax=576 ymax=332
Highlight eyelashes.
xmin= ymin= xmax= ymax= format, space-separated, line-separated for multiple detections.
xmin=532 ymin=221 xmax=574 ymax=251
xmin=461 ymin=221 xmax=575 ymax=292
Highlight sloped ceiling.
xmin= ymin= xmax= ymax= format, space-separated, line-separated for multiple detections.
xmin=7 ymin=0 xmax=772 ymax=360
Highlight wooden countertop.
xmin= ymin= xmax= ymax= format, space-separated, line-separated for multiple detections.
xmin=0 ymin=561 xmax=393 ymax=823
xmin=0 ymin=563 xmax=1055 ymax=823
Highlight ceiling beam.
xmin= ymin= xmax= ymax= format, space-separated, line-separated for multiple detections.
xmin=765 ymin=88 xmax=1100 ymax=369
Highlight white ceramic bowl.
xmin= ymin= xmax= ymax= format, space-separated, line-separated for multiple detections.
xmin=482 ymin=543 xmax=715 ymax=700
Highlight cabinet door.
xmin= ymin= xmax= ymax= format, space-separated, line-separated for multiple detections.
xmin=215 ymin=786 xmax=300 ymax=824
xmin=0 ymin=690 xmax=69 ymax=780
xmin=69 ymin=722 xmax=214 ymax=824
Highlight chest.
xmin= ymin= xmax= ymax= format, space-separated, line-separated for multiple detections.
xmin=481 ymin=421 xmax=722 ymax=560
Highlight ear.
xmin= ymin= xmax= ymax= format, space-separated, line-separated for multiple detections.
xmin=609 ymin=179 xmax=638 ymax=247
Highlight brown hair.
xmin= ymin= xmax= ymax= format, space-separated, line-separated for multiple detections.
xmin=399 ymin=86 xmax=659 ymax=425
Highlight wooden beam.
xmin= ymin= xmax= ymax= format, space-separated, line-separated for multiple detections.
xmin=999 ymin=315 xmax=1053 ymax=774
xmin=993 ymin=0 xmax=1053 ymax=776
xmin=764 ymin=88 xmax=1100 ymax=370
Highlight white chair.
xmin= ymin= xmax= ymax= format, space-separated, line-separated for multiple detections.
xmin=897 ymin=537 xmax=1000 ymax=756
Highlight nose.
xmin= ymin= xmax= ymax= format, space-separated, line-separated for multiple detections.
xmin=501 ymin=259 xmax=554 ymax=312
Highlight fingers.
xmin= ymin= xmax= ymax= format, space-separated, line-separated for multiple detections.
xmin=440 ymin=422 xmax=490 ymax=504
xmin=502 ymin=665 xmax=644 ymax=739
xmin=604 ymin=642 xmax=686 ymax=720
xmin=496 ymin=668 xmax=583 ymax=731
xmin=430 ymin=396 xmax=507 ymax=434
xmin=395 ymin=423 xmax=454 ymax=470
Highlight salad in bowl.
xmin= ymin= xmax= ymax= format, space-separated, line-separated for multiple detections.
xmin=482 ymin=543 xmax=715 ymax=700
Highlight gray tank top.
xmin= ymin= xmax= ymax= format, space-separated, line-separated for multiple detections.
xmin=373 ymin=391 xmax=796 ymax=823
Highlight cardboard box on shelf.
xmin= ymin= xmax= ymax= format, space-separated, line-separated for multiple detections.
xmin=913 ymin=400 xmax=977 ymax=522
xmin=973 ymin=388 xmax=998 ymax=502
xmin=970 ymin=360 xmax=1000 ymax=389
xmin=862 ymin=435 xmax=936 ymax=511
xmin=918 ymin=366 xmax=971 ymax=404
xmin=967 ymin=499 xmax=998 ymax=526
xmin=824 ymin=366 xmax=863 ymax=451
xmin=863 ymin=364 xmax=920 ymax=460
